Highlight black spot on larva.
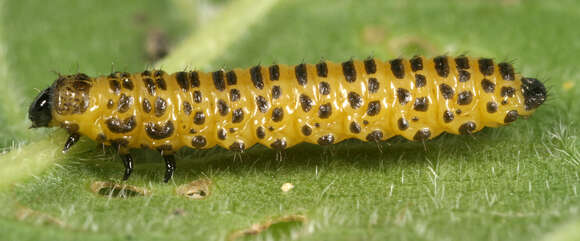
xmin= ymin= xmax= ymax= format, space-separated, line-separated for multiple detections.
xmin=194 ymin=111 xmax=205 ymax=125
xmin=189 ymin=129 xmax=196 ymax=134
xmin=410 ymin=56 xmax=423 ymax=72
xmin=108 ymin=72 xmax=119 ymax=78
xmin=342 ymin=60 xmax=357 ymax=83
xmin=364 ymin=58 xmax=377 ymax=74
xmin=141 ymin=70 xmax=151 ymax=77
xmin=229 ymin=141 xmax=245 ymax=151
xmin=498 ymin=62 xmax=515 ymax=81
xmin=413 ymin=128 xmax=431 ymax=141
xmin=269 ymin=64 xmax=280 ymax=81
xmin=256 ymin=95 xmax=269 ymax=113
xmin=272 ymin=107 xmax=284 ymax=122
xmin=229 ymin=128 xmax=237 ymax=133
xmin=413 ymin=97 xmax=429 ymax=112
xmin=270 ymin=139 xmax=287 ymax=150
xmin=397 ymin=88 xmax=411 ymax=105
xmin=143 ymin=78 xmax=156 ymax=95
xmin=145 ymin=121 xmax=174 ymax=140
xmin=272 ymin=85 xmax=281 ymax=99
xmin=481 ymin=79 xmax=496 ymax=93
xmin=501 ymin=86 xmax=516 ymax=97
xmin=502 ymin=100 xmax=508 ymax=105
xmin=317 ymin=134 xmax=335 ymax=145
xmin=455 ymin=56 xmax=470 ymax=69
xmin=456 ymin=109 xmax=462 ymax=115
xmin=412 ymin=116 xmax=419 ymax=122
xmin=318 ymin=103 xmax=332 ymax=119
xmin=300 ymin=94 xmax=313 ymax=112
xmin=175 ymin=71 xmax=189 ymax=91
xmin=256 ymin=126 xmax=266 ymax=139
xmin=193 ymin=91 xmax=202 ymax=103
xmin=367 ymin=101 xmax=381 ymax=116
xmin=218 ymin=128 xmax=226 ymax=140
xmin=232 ymin=108 xmax=244 ymax=123
xmin=457 ymin=91 xmax=473 ymax=105
xmin=118 ymin=94 xmax=133 ymax=113
xmin=443 ymin=110 xmax=454 ymax=123
xmin=183 ymin=101 xmax=192 ymax=115
xmin=192 ymin=136 xmax=207 ymax=148
xmin=154 ymin=70 xmax=165 ymax=77
xmin=487 ymin=101 xmax=498 ymax=113
xmin=478 ymin=58 xmax=495 ymax=77
xmin=459 ymin=121 xmax=476 ymax=135
xmin=302 ymin=125 xmax=312 ymax=136
xmin=154 ymin=97 xmax=167 ymax=117
xmin=362 ymin=120 xmax=368 ymax=125
xmin=213 ymin=70 xmax=226 ymax=91
xmin=226 ymin=70 xmax=237 ymax=85
xmin=142 ymin=99 xmax=152 ymax=113
xmin=439 ymin=84 xmax=454 ymax=99
xmin=190 ymin=71 xmax=200 ymax=88
xmin=250 ymin=65 xmax=264 ymax=89
xmin=217 ymin=99 xmax=229 ymax=116
xmin=319 ymin=82 xmax=331 ymax=95
xmin=415 ymin=74 xmax=426 ymax=88
xmin=398 ymin=118 xmax=409 ymax=130
xmin=458 ymin=70 xmax=471 ymax=82
xmin=316 ymin=61 xmax=328 ymax=77
xmin=349 ymin=122 xmax=361 ymax=134
xmin=269 ymin=126 xmax=275 ymax=131
xmin=107 ymin=99 xmax=114 ymax=109
xmin=434 ymin=56 xmax=449 ymax=77
xmin=96 ymin=133 xmax=106 ymax=142
xmin=348 ymin=92 xmax=363 ymax=109
xmin=295 ymin=63 xmax=308 ymax=86
xmin=368 ymin=78 xmax=379 ymax=93
xmin=366 ymin=130 xmax=383 ymax=142
xmin=505 ymin=110 xmax=518 ymax=123
xmin=230 ymin=89 xmax=241 ymax=102
xmin=122 ymin=77 xmax=134 ymax=90
xmin=109 ymin=79 xmax=121 ymax=93
xmin=390 ymin=58 xmax=405 ymax=79
xmin=72 ymin=80 xmax=90 ymax=91
xmin=156 ymin=78 xmax=167 ymax=90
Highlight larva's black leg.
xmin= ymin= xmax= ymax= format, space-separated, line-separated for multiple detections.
xmin=62 ymin=133 xmax=81 ymax=153
xmin=120 ymin=154 xmax=134 ymax=181
xmin=162 ymin=155 xmax=176 ymax=183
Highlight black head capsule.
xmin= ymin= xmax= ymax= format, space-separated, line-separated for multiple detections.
xmin=28 ymin=87 xmax=53 ymax=128
xmin=521 ymin=77 xmax=547 ymax=110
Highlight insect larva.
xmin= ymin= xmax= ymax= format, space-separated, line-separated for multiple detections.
xmin=28 ymin=56 xmax=547 ymax=182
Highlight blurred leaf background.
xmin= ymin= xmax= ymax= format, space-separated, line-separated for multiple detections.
xmin=1 ymin=0 xmax=579 ymax=240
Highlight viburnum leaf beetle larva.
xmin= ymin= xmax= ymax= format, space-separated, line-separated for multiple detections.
xmin=28 ymin=56 xmax=547 ymax=182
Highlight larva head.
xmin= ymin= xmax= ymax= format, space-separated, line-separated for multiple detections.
xmin=29 ymin=74 xmax=92 ymax=129
xmin=521 ymin=77 xmax=547 ymax=111
xmin=28 ymin=87 xmax=53 ymax=128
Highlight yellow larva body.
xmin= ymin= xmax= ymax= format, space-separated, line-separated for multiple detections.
xmin=29 ymin=56 xmax=547 ymax=181
xmin=49 ymin=55 xmax=530 ymax=151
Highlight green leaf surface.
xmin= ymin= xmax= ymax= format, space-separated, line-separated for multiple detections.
xmin=1 ymin=0 xmax=580 ymax=240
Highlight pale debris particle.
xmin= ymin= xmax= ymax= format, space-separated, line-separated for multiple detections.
xmin=281 ymin=182 xmax=295 ymax=192
xmin=176 ymin=178 xmax=212 ymax=199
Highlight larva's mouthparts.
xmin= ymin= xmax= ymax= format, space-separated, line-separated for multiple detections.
xmin=521 ymin=77 xmax=547 ymax=111
xmin=28 ymin=87 xmax=53 ymax=128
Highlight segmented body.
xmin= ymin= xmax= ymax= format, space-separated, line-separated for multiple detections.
xmin=51 ymin=56 xmax=532 ymax=154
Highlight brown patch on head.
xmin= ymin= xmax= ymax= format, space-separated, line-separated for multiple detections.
xmin=53 ymin=75 xmax=92 ymax=115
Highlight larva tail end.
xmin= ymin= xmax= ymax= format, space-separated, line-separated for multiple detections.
xmin=521 ymin=77 xmax=547 ymax=111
